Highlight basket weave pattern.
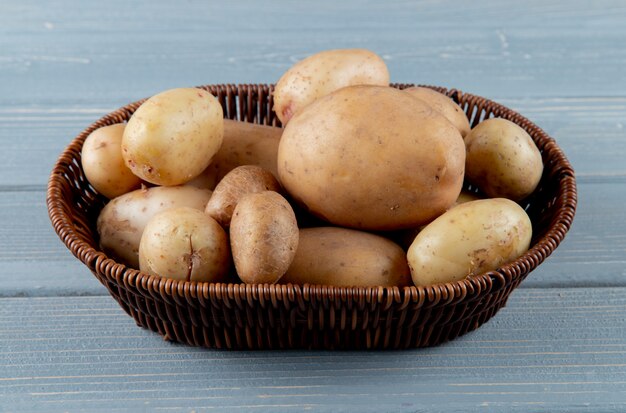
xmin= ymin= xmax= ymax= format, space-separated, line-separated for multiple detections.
xmin=47 ymin=84 xmax=577 ymax=349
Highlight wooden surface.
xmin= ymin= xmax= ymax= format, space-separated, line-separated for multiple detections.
xmin=1 ymin=0 xmax=625 ymax=411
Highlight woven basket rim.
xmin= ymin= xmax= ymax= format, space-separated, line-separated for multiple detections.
xmin=46 ymin=83 xmax=577 ymax=308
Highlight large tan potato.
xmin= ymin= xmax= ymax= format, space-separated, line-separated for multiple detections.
xmin=465 ymin=118 xmax=543 ymax=201
xmin=230 ymin=191 xmax=299 ymax=284
xmin=187 ymin=119 xmax=282 ymax=190
xmin=404 ymin=87 xmax=471 ymax=137
xmin=278 ymin=85 xmax=466 ymax=231
xmin=81 ymin=123 xmax=141 ymax=199
xmin=139 ymin=207 xmax=230 ymax=282
xmin=281 ymin=227 xmax=411 ymax=287
xmin=273 ymin=49 xmax=389 ymax=124
xmin=122 ymin=88 xmax=224 ymax=186
xmin=205 ymin=165 xmax=282 ymax=228
xmin=96 ymin=186 xmax=212 ymax=269
xmin=407 ymin=198 xmax=532 ymax=287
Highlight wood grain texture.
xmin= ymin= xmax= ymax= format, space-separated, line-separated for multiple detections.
xmin=2 ymin=289 xmax=626 ymax=412
xmin=1 ymin=0 xmax=626 ymax=108
xmin=0 ymin=177 xmax=622 ymax=296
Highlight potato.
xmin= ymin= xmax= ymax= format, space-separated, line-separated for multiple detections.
xmin=97 ymin=186 xmax=212 ymax=269
xmin=273 ymin=49 xmax=389 ymax=124
xmin=465 ymin=118 xmax=543 ymax=201
xmin=188 ymin=119 xmax=282 ymax=190
xmin=81 ymin=123 xmax=141 ymax=199
xmin=278 ymin=85 xmax=465 ymax=231
xmin=394 ymin=190 xmax=483 ymax=250
xmin=122 ymin=88 xmax=224 ymax=186
xmin=205 ymin=165 xmax=282 ymax=228
xmin=139 ymin=207 xmax=230 ymax=282
xmin=230 ymin=191 xmax=298 ymax=284
xmin=280 ymin=227 xmax=411 ymax=287
xmin=404 ymin=87 xmax=471 ymax=137
xmin=407 ymin=198 xmax=532 ymax=287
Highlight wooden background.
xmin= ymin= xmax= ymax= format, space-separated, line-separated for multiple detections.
xmin=1 ymin=0 xmax=625 ymax=411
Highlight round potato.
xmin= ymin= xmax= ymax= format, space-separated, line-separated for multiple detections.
xmin=273 ymin=49 xmax=389 ymax=124
xmin=139 ymin=207 xmax=230 ymax=282
xmin=404 ymin=87 xmax=471 ymax=137
xmin=97 ymin=186 xmax=212 ymax=269
xmin=188 ymin=119 xmax=283 ymax=190
xmin=122 ymin=88 xmax=224 ymax=186
xmin=230 ymin=191 xmax=298 ymax=284
xmin=205 ymin=165 xmax=282 ymax=228
xmin=465 ymin=118 xmax=543 ymax=201
xmin=281 ymin=227 xmax=411 ymax=287
xmin=278 ymin=85 xmax=465 ymax=231
xmin=81 ymin=123 xmax=141 ymax=199
xmin=407 ymin=198 xmax=532 ymax=287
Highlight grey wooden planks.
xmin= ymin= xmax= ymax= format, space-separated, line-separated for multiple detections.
xmin=2 ymin=289 xmax=626 ymax=412
xmin=1 ymin=0 xmax=626 ymax=108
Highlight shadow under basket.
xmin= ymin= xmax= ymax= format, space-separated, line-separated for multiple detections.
xmin=47 ymin=84 xmax=577 ymax=350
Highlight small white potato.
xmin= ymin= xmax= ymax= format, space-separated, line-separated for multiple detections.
xmin=404 ymin=87 xmax=471 ymax=137
xmin=407 ymin=198 xmax=532 ymax=287
xmin=122 ymin=88 xmax=224 ymax=186
xmin=230 ymin=191 xmax=299 ymax=284
xmin=81 ymin=123 xmax=141 ymax=199
xmin=394 ymin=190 xmax=483 ymax=250
xmin=139 ymin=207 xmax=230 ymax=282
xmin=273 ymin=49 xmax=389 ymax=124
xmin=205 ymin=165 xmax=282 ymax=228
xmin=465 ymin=118 xmax=543 ymax=201
xmin=97 ymin=186 xmax=212 ymax=269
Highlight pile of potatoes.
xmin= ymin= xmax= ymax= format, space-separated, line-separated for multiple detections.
xmin=88 ymin=48 xmax=543 ymax=288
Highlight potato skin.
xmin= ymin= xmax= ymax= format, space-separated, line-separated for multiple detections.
xmin=188 ymin=119 xmax=282 ymax=190
xmin=404 ymin=87 xmax=471 ymax=137
xmin=281 ymin=227 xmax=411 ymax=287
xmin=465 ymin=118 xmax=543 ymax=201
xmin=122 ymin=88 xmax=224 ymax=186
xmin=205 ymin=165 xmax=282 ymax=228
xmin=81 ymin=123 xmax=141 ymax=199
xmin=394 ymin=190 xmax=483 ymax=250
xmin=230 ymin=191 xmax=299 ymax=284
xmin=273 ymin=49 xmax=389 ymax=124
xmin=407 ymin=198 xmax=532 ymax=287
xmin=96 ymin=186 xmax=212 ymax=269
xmin=139 ymin=207 xmax=230 ymax=282
xmin=278 ymin=85 xmax=465 ymax=230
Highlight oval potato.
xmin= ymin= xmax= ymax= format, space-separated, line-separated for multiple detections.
xmin=81 ymin=123 xmax=141 ymax=199
xmin=122 ymin=88 xmax=224 ymax=186
xmin=230 ymin=191 xmax=299 ymax=284
xmin=278 ymin=85 xmax=465 ymax=230
xmin=281 ymin=227 xmax=411 ymax=287
xmin=205 ymin=165 xmax=282 ymax=228
xmin=394 ymin=189 xmax=483 ymax=250
xmin=97 ymin=185 xmax=212 ymax=269
xmin=465 ymin=118 xmax=543 ymax=201
xmin=273 ymin=49 xmax=389 ymax=124
xmin=187 ymin=119 xmax=282 ymax=190
xmin=404 ymin=87 xmax=471 ymax=137
xmin=407 ymin=198 xmax=532 ymax=287
xmin=139 ymin=207 xmax=230 ymax=282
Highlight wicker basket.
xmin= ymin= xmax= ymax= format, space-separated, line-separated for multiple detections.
xmin=47 ymin=84 xmax=577 ymax=350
